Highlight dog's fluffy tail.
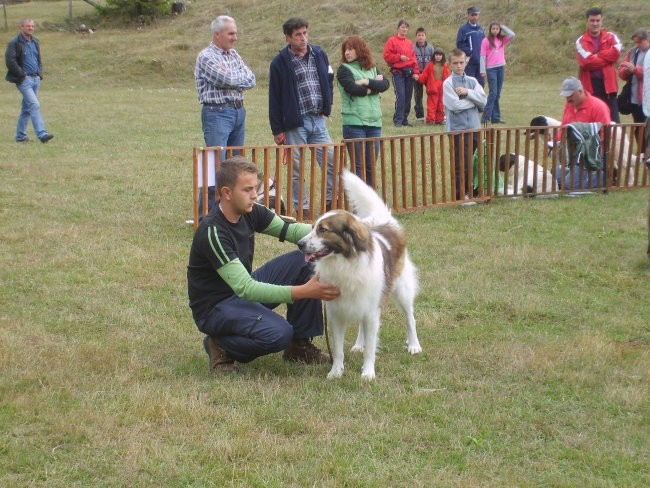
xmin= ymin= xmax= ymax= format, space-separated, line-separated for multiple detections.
xmin=342 ymin=169 xmax=393 ymax=224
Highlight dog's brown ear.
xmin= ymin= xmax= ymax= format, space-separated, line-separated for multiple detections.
xmin=341 ymin=220 xmax=370 ymax=257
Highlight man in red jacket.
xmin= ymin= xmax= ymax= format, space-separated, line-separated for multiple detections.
xmin=575 ymin=7 xmax=622 ymax=122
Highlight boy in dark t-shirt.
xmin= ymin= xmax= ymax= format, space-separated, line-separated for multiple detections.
xmin=187 ymin=156 xmax=340 ymax=372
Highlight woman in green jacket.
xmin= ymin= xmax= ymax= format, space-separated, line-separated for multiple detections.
xmin=337 ymin=36 xmax=390 ymax=185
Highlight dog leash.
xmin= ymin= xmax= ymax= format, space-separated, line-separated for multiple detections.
xmin=322 ymin=304 xmax=333 ymax=364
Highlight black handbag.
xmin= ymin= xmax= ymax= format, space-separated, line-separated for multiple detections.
xmin=617 ymin=81 xmax=633 ymax=115
xmin=618 ymin=48 xmax=638 ymax=115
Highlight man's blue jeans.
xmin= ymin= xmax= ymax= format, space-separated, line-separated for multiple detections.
xmin=484 ymin=66 xmax=504 ymax=122
xmin=201 ymin=104 xmax=246 ymax=148
xmin=285 ymin=115 xmax=334 ymax=209
xmin=16 ymin=76 xmax=47 ymax=141
xmin=465 ymin=60 xmax=484 ymax=87
xmin=343 ymin=125 xmax=381 ymax=185
xmin=199 ymin=104 xmax=246 ymax=217
xmin=555 ymin=166 xmax=606 ymax=190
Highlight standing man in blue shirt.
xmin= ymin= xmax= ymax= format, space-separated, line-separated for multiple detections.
xmin=456 ymin=6 xmax=485 ymax=86
xmin=5 ymin=19 xmax=54 ymax=143
xmin=195 ymin=15 xmax=256 ymax=216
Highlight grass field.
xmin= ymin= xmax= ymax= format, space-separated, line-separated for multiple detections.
xmin=1 ymin=1 xmax=649 ymax=486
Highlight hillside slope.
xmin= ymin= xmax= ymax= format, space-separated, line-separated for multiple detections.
xmin=1 ymin=0 xmax=647 ymax=87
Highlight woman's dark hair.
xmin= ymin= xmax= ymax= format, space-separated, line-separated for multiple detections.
xmin=486 ymin=22 xmax=504 ymax=49
xmin=433 ymin=48 xmax=446 ymax=64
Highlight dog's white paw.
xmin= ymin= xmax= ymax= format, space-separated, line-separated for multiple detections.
xmin=350 ymin=344 xmax=364 ymax=353
xmin=360 ymin=368 xmax=376 ymax=380
xmin=407 ymin=342 xmax=422 ymax=355
xmin=327 ymin=365 xmax=344 ymax=379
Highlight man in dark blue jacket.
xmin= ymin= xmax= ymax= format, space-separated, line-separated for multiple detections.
xmin=269 ymin=17 xmax=334 ymax=220
xmin=5 ymin=19 xmax=53 ymax=143
xmin=456 ymin=6 xmax=485 ymax=87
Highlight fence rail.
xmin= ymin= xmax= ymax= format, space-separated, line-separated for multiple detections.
xmin=192 ymin=123 xmax=648 ymax=229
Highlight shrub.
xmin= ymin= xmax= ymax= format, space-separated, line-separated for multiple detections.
xmin=103 ymin=0 xmax=171 ymax=22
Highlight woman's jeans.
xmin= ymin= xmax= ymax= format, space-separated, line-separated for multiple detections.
xmin=343 ymin=125 xmax=381 ymax=184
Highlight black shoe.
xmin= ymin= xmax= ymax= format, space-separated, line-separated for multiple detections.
xmin=402 ymin=121 xmax=412 ymax=127
xmin=40 ymin=134 xmax=54 ymax=143
xmin=16 ymin=138 xmax=30 ymax=143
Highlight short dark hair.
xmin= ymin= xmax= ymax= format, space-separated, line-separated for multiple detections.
xmin=283 ymin=17 xmax=308 ymax=36
xmin=216 ymin=156 xmax=259 ymax=195
xmin=397 ymin=19 xmax=409 ymax=29
xmin=416 ymin=27 xmax=426 ymax=34
xmin=586 ymin=7 xmax=603 ymax=18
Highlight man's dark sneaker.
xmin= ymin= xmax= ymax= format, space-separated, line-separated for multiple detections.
xmin=203 ymin=335 xmax=237 ymax=373
xmin=283 ymin=338 xmax=331 ymax=364
xmin=16 ymin=138 xmax=29 ymax=143
xmin=40 ymin=134 xmax=54 ymax=143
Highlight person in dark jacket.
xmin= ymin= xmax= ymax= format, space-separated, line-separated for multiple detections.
xmin=5 ymin=19 xmax=53 ymax=143
xmin=456 ymin=6 xmax=485 ymax=87
xmin=269 ymin=17 xmax=335 ymax=220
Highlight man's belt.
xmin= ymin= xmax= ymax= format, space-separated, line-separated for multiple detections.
xmin=203 ymin=100 xmax=244 ymax=109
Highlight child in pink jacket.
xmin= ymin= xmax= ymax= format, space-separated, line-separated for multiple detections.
xmin=480 ymin=23 xmax=515 ymax=124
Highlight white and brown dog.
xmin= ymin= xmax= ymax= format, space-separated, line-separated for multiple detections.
xmin=298 ymin=170 xmax=422 ymax=379
xmin=498 ymin=153 xmax=554 ymax=195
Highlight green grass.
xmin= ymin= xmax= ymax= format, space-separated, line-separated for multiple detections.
xmin=1 ymin=1 xmax=650 ymax=486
